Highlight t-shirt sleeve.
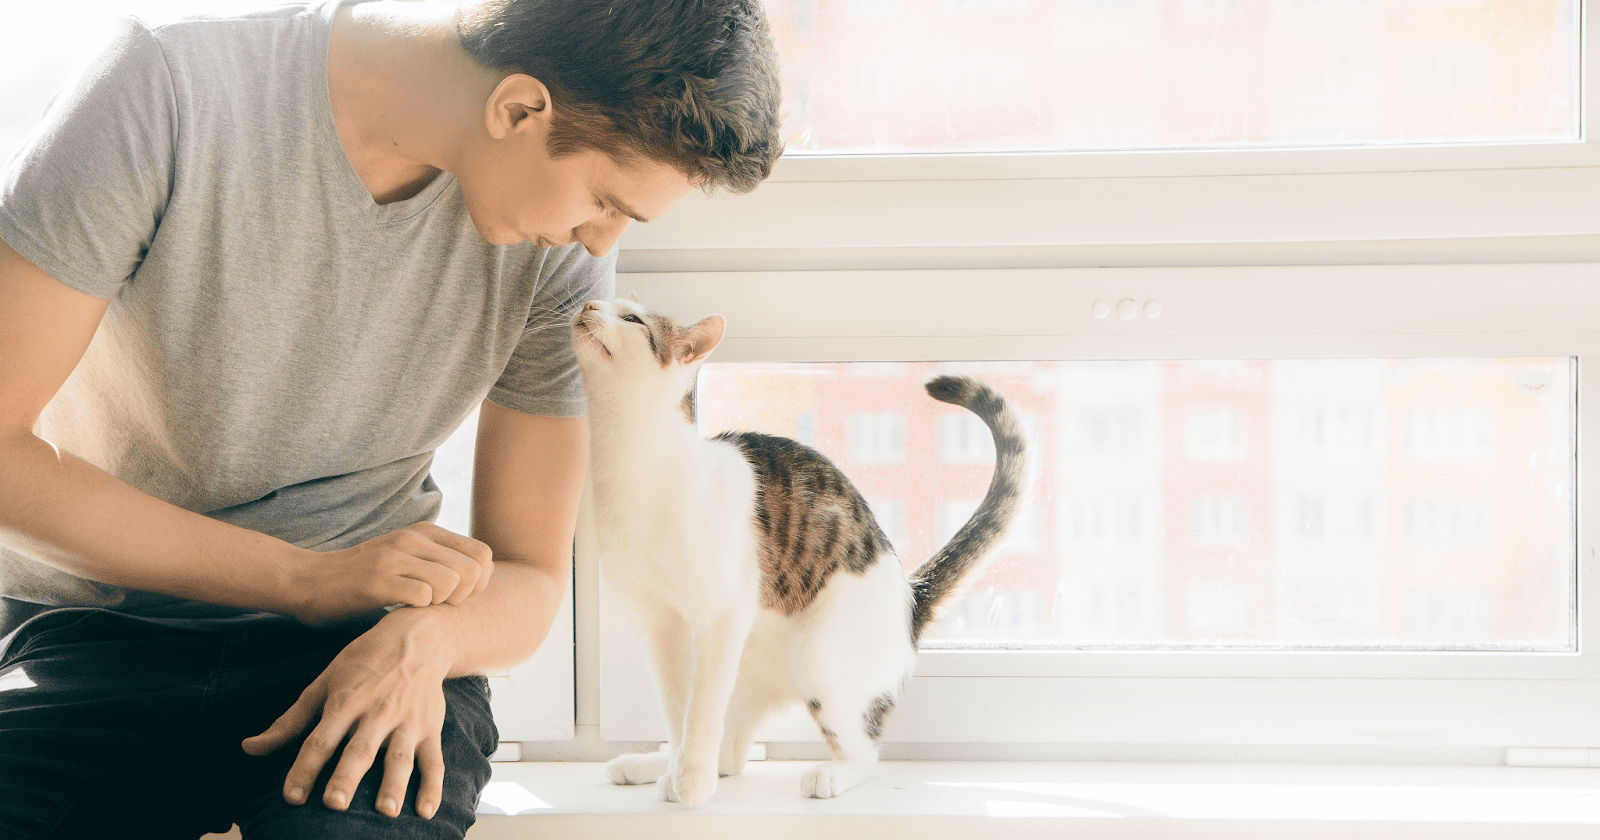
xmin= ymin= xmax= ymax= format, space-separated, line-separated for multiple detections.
xmin=487 ymin=244 xmax=616 ymax=417
xmin=0 ymin=18 xmax=176 ymax=299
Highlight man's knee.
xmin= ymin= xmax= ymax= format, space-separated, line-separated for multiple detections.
xmin=237 ymin=676 xmax=497 ymax=840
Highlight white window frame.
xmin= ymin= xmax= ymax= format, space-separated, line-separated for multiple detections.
xmin=580 ymin=4 xmax=1600 ymax=754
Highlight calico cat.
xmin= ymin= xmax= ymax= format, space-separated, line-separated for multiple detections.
xmin=572 ymin=296 xmax=1026 ymax=804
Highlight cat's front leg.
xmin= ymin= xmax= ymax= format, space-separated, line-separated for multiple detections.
xmin=659 ymin=607 xmax=758 ymax=805
xmin=608 ymin=607 xmax=693 ymax=788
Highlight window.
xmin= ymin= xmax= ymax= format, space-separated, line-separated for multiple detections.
xmin=606 ymin=0 xmax=1597 ymax=747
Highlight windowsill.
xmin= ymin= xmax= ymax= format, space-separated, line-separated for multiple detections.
xmin=468 ymin=760 xmax=1600 ymax=839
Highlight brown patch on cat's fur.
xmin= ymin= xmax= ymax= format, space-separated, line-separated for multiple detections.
xmin=714 ymin=376 xmax=1026 ymax=629
xmin=642 ymin=313 xmax=720 ymax=369
xmin=642 ymin=314 xmax=677 ymax=366
xmin=717 ymin=432 xmax=890 ymax=616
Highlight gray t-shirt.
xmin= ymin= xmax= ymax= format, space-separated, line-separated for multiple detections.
xmin=0 ymin=1 xmax=610 ymax=613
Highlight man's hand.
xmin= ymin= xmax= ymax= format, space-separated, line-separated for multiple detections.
xmin=241 ymin=607 xmax=457 ymax=819
xmin=288 ymin=522 xmax=494 ymax=626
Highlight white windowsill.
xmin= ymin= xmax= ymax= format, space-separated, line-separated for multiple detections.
xmin=467 ymin=760 xmax=1600 ymax=839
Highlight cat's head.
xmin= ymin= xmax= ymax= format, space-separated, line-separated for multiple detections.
xmin=571 ymin=296 xmax=725 ymax=401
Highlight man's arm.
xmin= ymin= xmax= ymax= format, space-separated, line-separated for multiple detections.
xmin=244 ymin=400 xmax=585 ymax=819
xmin=0 ymin=237 xmax=489 ymax=622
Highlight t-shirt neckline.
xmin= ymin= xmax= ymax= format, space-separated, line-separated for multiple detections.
xmin=314 ymin=0 xmax=455 ymax=225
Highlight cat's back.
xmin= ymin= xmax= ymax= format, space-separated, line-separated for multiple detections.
xmin=714 ymin=431 xmax=896 ymax=616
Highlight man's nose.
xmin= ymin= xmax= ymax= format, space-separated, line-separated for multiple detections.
xmin=577 ymin=216 xmax=632 ymax=258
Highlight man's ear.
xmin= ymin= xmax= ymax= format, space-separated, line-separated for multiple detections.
xmin=485 ymin=73 xmax=553 ymax=141
xmin=683 ymin=315 xmax=726 ymax=365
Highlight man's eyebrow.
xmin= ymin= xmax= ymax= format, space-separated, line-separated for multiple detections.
xmin=597 ymin=191 xmax=651 ymax=224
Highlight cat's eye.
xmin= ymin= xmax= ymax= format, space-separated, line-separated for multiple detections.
xmin=622 ymin=314 xmax=644 ymax=325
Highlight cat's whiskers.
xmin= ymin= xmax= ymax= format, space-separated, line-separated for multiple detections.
xmin=573 ymin=315 xmax=613 ymax=360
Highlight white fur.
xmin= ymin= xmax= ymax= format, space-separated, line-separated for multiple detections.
xmin=574 ymin=299 xmax=920 ymax=803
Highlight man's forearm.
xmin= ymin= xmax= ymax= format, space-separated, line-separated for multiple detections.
xmin=0 ymin=431 xmax=496 ymax=625
xmin=0 ymin=430 xmax=307 ymax=611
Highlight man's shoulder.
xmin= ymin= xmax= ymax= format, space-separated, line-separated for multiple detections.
xmin=135 ymin=1 xmax=331 ymax=69
xmin=136 ymin=0 xmax=329 ymax=33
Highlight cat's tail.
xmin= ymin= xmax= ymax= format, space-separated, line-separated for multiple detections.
xmin=908 ymin=375 xmax=1028 ymax=642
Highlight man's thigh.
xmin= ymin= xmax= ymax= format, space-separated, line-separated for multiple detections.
xmin=0 ymin=609 xmax=236 ymax=839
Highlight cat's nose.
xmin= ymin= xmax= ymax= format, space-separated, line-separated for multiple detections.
xmin=582 ymin=301 xmax=602 ymax=313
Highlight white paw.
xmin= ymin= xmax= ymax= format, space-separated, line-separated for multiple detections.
xmin=606 ymin=751 xmax=670 ymax=786
xmin=657 ymin=765 xmax=718 ymax=805
xmin=800 ymin=763 xmax=857 ymax=799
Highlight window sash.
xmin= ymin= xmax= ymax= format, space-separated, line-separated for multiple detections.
xmin=594 ymin=5 xmax=1600 ymax=748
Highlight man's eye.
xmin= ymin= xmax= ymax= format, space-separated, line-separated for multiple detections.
xmin=622 ymin=314 xmax=644 ymax=325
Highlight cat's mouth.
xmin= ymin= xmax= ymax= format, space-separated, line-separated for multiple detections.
xmin=574 ymin=314 xmax=613 ymax=360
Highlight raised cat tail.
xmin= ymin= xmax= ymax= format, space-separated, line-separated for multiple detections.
xmin=908 ymin=376 xmax=1029 ymax=642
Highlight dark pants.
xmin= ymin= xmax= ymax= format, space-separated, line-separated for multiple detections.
xmin=0 ymin=604 xmax=497 ymax=839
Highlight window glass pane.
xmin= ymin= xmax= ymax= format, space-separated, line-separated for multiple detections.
xmin=763 ymin=0 xmax=1580 ymax=154
xmin=696 ymin=358 xmax=1575 ymax=651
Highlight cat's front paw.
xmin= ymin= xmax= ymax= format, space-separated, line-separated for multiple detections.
xmin=606 ymin=751 xmax=671 ymax=786
xmin=800 ymin=763 xmax=858 ymax=799
xmin=657 ymin=765 xmax=718 ymax=805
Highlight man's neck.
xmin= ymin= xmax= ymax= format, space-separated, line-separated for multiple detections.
xmin=326 ymin=1 xmax=503 ymax=205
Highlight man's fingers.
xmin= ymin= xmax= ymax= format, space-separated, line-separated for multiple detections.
xmin=375 ymin=733 xmax=420 ymax=818
xmin=410 ymin=521 xmax=492 ymax=565
xmin=241 ymin=680 xmax=324 ymax=757
xmin=397 ymin=555 xmax=462 ymax=605
xmin=284 ymin=717 xmax=352 ymax=808
xmin=415 ymin=736 xmax=447 ymax=820
xmin=391 ymin=531 xmax=477 ymax=604
xmin=322 ymin=725 xmax=388 ymax=812
xmin=382 ymin=576 xmax=435 ymax=609
xmin=408 ymin=522 xmax=494 ymax=599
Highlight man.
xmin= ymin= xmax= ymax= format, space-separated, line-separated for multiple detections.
xmin=0 ymin=0 xmax=781 ymax=836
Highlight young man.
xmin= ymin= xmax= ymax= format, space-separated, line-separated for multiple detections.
xmin=0 ymin=0 xmax=781 ymax=836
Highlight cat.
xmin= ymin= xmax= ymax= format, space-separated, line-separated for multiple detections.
xmin=571 ymin=296 xmax=1027 ymax=804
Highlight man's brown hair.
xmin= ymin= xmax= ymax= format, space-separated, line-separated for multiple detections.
xmin=457 ymin=0 xmax=784 ymax=195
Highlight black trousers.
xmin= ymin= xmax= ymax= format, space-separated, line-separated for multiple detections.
xmin=0 ymin=605 xmax=497 ymax=839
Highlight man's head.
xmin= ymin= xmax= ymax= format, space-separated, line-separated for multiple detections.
xmin=456 ymin=0 xmax=784 ymax=196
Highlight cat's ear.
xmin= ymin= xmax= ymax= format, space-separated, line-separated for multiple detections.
xmin=682 ymin=315 xmax=726 ymax=365
xmin=627 ymin=291 xmax=641 ymax=303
